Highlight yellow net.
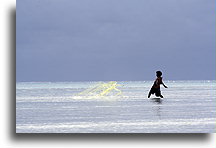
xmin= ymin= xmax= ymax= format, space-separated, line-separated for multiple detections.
xmin=77 ymin=81 xmax=122 ymax=97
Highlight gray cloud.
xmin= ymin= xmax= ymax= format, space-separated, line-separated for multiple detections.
xmin=17 ymin=0 xmax=215 ymax=81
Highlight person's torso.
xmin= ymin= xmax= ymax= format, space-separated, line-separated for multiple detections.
xmin=153 ymin=77 xmax=162 ymax=88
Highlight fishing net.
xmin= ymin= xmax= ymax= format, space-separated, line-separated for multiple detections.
xmin=77 ymin=81 xmax=122 ymax=97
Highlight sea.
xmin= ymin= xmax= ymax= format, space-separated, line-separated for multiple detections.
xmin=16 ymin=80 xmax=216 ymax=133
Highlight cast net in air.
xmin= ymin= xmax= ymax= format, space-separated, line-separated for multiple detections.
xmin=77 ymin=81 xmax=122 ymax=98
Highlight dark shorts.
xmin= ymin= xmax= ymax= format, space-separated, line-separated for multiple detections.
xmin=149 ymin=87 xmax=161 ymax=97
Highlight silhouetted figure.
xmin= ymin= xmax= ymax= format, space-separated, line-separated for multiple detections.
xmin=148 ymin=71 xmax=168 ymax=98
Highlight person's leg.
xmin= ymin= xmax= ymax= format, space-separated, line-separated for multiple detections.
xmin=157 ymin=90 xmax=163 ymax=98
xmin=148 ymin=91 xmax=151 ymax=98
xmin=159 ymin=94 xmax=163 ymax=98
xmin=148 ymin=87 xmax=154 ymax=98
xmin=155 ymin=89 xmax=163 ymax=98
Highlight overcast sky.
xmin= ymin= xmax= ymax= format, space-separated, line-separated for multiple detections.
xmin=17 ymin=0 xmax=215 ymax=82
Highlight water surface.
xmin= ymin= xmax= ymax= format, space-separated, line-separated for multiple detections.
xmin=16 ymin=80 xmax=216 ymax=133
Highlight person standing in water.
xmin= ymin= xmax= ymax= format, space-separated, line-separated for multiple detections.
xmin=148 ymin=71 xmax=168 ymax=98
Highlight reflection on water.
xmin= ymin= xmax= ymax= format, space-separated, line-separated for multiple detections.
xmin=150 ymin=98 xmax=162 ymax=119
xmin=151 ymin=98 xmax=163 ymax=104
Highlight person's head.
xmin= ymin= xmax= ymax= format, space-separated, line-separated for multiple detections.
xmin=156 ymin=71 xmax=162 ymax=77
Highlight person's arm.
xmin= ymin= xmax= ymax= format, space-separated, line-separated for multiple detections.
xmin=160 ymin=78 xmax=168 ymax=88
xmin=162 ymin=81 xmax=168 ymax=88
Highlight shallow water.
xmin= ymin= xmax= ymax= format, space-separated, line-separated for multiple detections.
xmin=16 ymin=80 xmax=216 ymax=133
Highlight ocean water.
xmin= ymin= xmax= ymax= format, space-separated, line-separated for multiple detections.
xmin=16 ymin=80 xmax=216 ymax=133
